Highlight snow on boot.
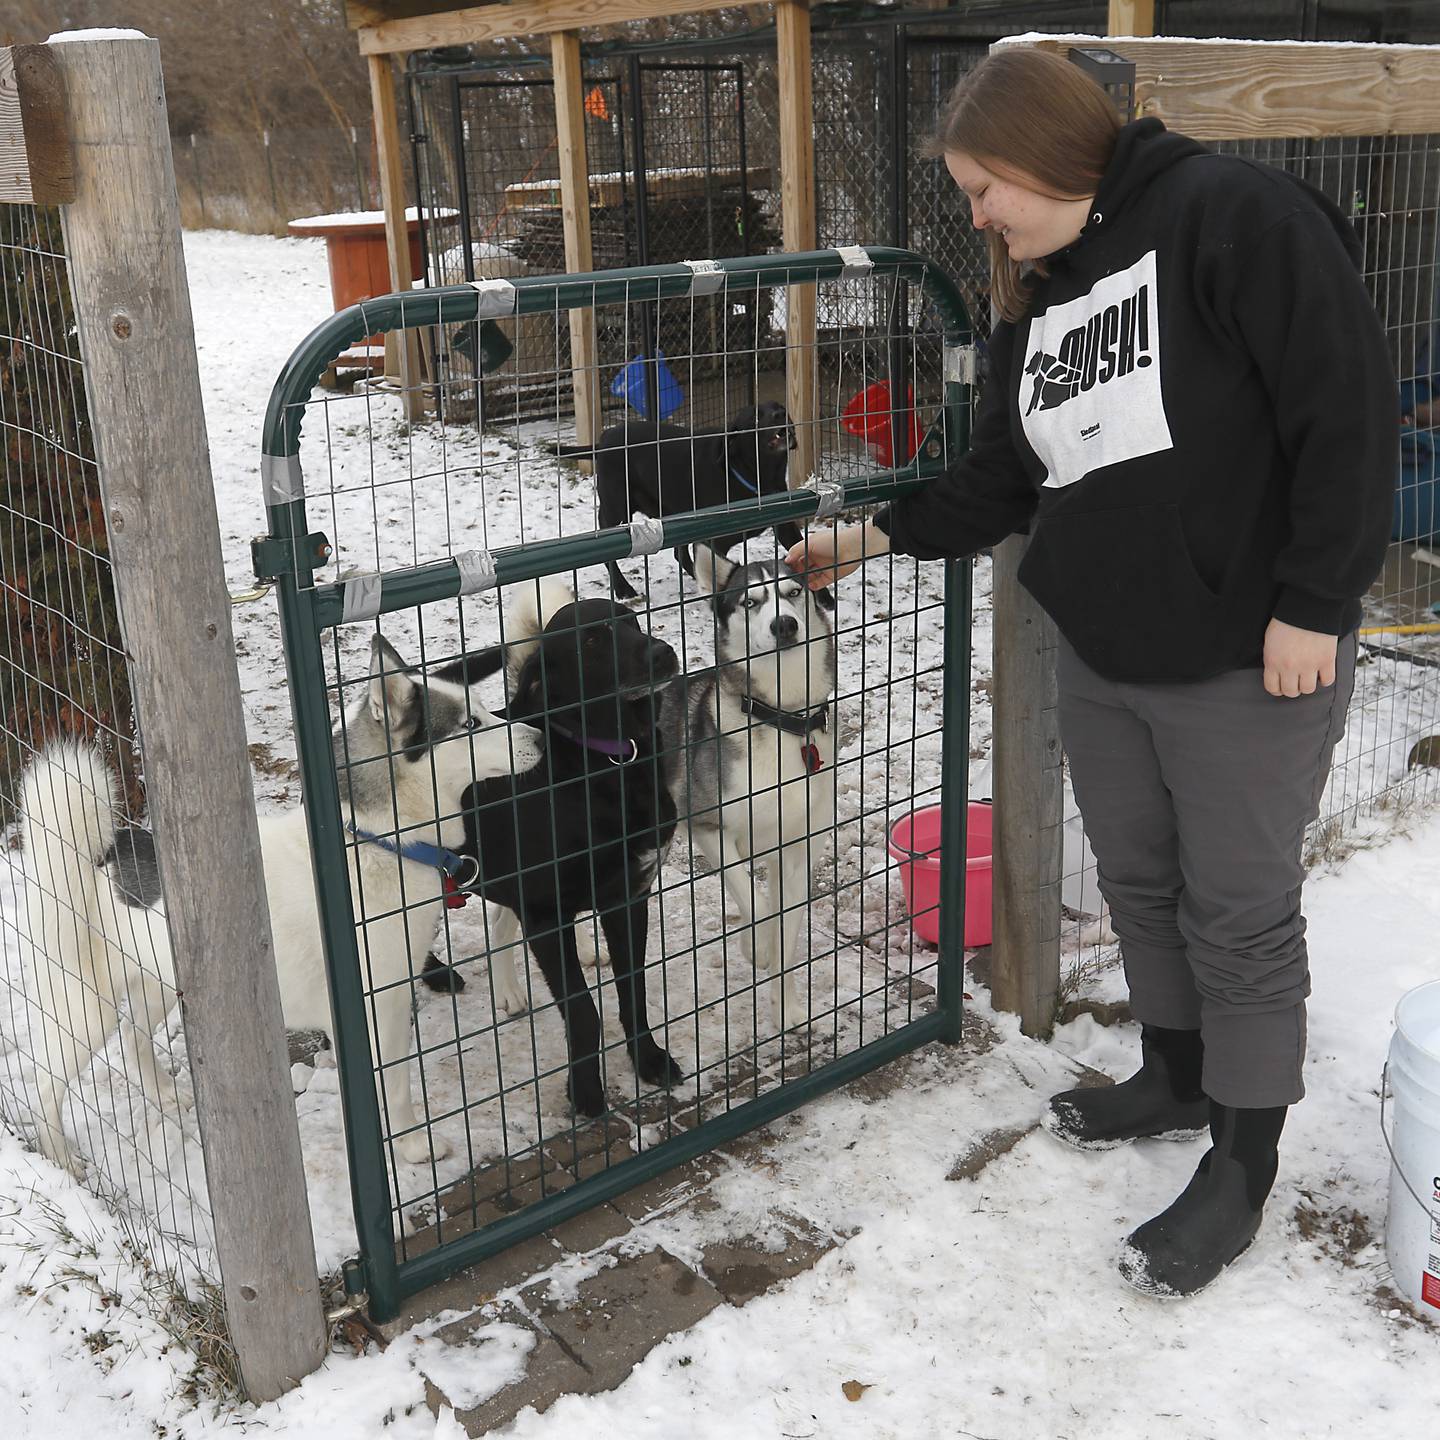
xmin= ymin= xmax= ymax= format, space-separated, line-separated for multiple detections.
xmin=1043 ymin=1025 xmax=1208 ymax=1150
xmin=1117 ymin=1101 xmax=1287 ymax=1298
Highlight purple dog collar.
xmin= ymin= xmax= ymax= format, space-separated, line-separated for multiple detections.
xmin=548 ymin=721 xmax=639 ymax=765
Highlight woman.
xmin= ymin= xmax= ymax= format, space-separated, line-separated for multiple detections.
xmin=789 ymin=47 xmax=1397 ymax=1297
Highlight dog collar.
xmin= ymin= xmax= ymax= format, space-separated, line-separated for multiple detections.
xmin=548 ymin=721 xmax=640 ymax=765
xmin=347 ymin=823 xmax=479 ymax=907
xmin=740 ymin=694 xmax=829 ymax=738
xmin=729 ymin=464 xmax=759 ymax=495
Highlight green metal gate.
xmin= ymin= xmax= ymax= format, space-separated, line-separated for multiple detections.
xmin=257 ymin=247 xmax=975 ymax=1321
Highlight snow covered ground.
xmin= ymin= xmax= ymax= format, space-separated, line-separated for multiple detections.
xmin=1 ymin=228 xmax=1438 ymax=1435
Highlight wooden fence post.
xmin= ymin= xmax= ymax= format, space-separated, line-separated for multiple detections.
xmin=552 ymin=29 xmax=601 ymax=454
xmin=47 ymin=35 xmax=326 ymax=1401
xmin=989 ymin=537 xmax=1063 ymax=1037
xmin=777 ymin=0 xmax=819 ymax=488
xmin=1108 ymin=0 xmax=1156 ymax=35
xmin=368 ymin=51 xmax=427 ymax=420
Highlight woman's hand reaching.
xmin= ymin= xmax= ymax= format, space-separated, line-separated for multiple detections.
xmin=785 ymin=519 xmax=891 ymax=589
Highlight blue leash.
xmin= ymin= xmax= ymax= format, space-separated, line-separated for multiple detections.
xmin=729 ymin=465 xmax=759 ymax=495
xmin=346 ymin=823 xmax=479 ymax=889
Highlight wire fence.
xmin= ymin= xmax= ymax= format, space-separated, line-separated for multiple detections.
xmin=258 ymin=249 xmax=972 ymax=1318
xmin=0 ymin=205 xmax=216 ymax=1298
xmin=175 ymin=125 xmax=383 ymax=233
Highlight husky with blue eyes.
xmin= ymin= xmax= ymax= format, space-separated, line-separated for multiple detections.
xmin=666 ymin=545 xmax=839 ymax=1029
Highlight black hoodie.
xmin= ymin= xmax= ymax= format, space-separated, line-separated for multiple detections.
xmin=879 ymin=119 xmax=1398 ymax=682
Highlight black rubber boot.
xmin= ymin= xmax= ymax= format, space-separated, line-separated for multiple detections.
xmin=1043 ymin=1025 xmax=1209 ymax=1150
xmin=1117 ymin=1100 xmax=1288 ymax=1297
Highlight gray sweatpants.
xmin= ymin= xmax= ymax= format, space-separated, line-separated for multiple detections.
xmin=1057 ymin=634 xmax=1356 ymax=1108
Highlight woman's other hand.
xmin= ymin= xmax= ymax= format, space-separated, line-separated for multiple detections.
xmin=1263 ymin=618 xmax=1338 ymax=697
xmin=785 ymin=520 xmax=890 ymax=590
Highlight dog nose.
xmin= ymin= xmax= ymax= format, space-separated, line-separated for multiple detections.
xmin=771 ymin=614 xmax=799 ymax=641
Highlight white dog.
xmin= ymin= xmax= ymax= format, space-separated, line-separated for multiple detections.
xmin=19 ymin=633 xmax=542 ymax=1177
xmin=664 ymin=546 xmax=839 ymax=1028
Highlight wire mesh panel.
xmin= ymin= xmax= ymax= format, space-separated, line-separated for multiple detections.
xmin=409 ymin=67 xmax=630 ymax=424
xmin=0 ymin=206 xmax=216 ymax=1297
xmin=617 ymin=61 xmax=778 ymax=433
xmin=907 ymin=38 xmax=992 ymax=343
xmin=258 ymin=248 xmax=974 ymax=1320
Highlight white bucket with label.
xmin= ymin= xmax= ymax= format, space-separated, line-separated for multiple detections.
xmin=1383 ymin=979 xmax=1440 ymax=1315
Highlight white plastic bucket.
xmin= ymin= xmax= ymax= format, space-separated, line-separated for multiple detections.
xmin=1383 ymin=979 xmax=1440 ymax=1314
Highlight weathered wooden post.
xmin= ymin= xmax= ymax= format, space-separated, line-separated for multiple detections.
xmin=43 ymin=34 xmax=326 ymax=1400
xmin=552 ymin=29 xmax=601 ymax=453
xmin=367 ymin=51 xmax=427 ymax=420
xmin=777 ymin=0 xmax=819 ymax=487
xmin=988 ymin=537 xmax=1063 ymax=1036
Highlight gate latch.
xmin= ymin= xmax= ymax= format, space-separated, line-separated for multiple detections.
xmin=251 ymin=531 xmax=333 ymax=585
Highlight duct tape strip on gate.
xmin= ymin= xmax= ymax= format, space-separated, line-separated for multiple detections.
xmin=682 ymin=259 xmax=726 ymax=296
xmin=470 ymin=278 xmax=518 ymax=318
xmin=262 ymin=453 xmax=304 ymax=506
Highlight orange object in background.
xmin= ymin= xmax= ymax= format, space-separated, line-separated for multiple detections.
xmin=841 ymin=380 xmax=923 ymax=467
xmin=286 ymin=208 xmax=430 ymax=368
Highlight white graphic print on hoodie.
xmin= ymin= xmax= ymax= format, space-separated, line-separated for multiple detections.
xmin=1019 ymin=250 xmax=1174 ymax=489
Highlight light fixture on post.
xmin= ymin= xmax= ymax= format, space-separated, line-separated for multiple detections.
xmin=1068 ymin=45 xmax=1138 ymax=121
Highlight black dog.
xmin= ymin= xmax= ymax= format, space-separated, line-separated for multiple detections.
xmin=434 ymin=584 xmax=683 ymax=1117
xmin=556 ymin=401 xmax=800 ymax=600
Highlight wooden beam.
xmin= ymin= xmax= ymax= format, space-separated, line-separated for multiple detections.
xmin=988 ymin=537 xmax=1062 ymax=1038
xmin=777 ymin=0 xmax=818 ymax=490
xmin=0 ymin=45 xmax=75 ymax=205
xmin=50 ymin=35 xmax=325 ymax=1401
xmin=358 ymin=0 xmax=745 ymax=56
xmin=1107 ymin=0 xmax=1155 ymax=36
xmin=551 ymin=30 xmax=599 ymax=453
xmin=1013 ymin=35 xmax=1440 ymax=139
xmin=367 ymin=51 xmax=427 ymax=418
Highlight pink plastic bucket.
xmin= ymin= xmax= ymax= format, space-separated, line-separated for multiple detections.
xmin=887 ymin=802 xmax=993 ymax=948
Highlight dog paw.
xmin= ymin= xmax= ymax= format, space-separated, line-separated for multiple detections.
xmin=489 ymin=952 xmax=528 ymax=1017
xmin=495 ymin=992 xmax=528 ymax=1019
xmin=492 ymin=974 xmax=528 ymax=1018
xmin=422 ymin=954 xmax=466 ymax=994
xmin=634 ymin=1040 xmax=685 ymax=1090
xmin=772 ymin=980 xmax=809 ymax=1032
xmin=568 ymin=1071 xmax=607 ymax=1119
xmin=397 ymin=1130 xmax=449 ymax=1165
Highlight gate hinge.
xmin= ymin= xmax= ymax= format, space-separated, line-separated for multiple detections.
xmin=251 ymin=531 xmax=333 ymax=584
xmin=341 ymin=1256 xmax=369 ymax=1300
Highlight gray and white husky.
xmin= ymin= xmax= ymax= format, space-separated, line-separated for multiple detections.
xmin=18 ymin=633 xmax=543 ymax=1177
xmin=665 ymin=544 xmax=839 ymax=1027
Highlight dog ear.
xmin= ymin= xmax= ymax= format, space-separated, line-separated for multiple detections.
xmin=368 ymin=633 xmax=414 ymax=725
xmin=509 ymin=652 xmax=545 ymax=722
xmin=692 ymin=543 xmax=737 ymax=596
xmin=812 ymin=583 xmax=836 ymax=613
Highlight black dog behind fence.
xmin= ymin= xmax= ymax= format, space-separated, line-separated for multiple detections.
xmin=256 ymin=247 xmax=976 ymax=1320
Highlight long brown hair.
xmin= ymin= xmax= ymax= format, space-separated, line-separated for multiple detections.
xmin=925 ymin=49 xmax=1122 ymax=321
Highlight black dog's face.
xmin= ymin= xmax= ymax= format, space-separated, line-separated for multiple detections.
xmin=524 ymin=598 xmax=678 ymax=721
xmin=731 ymin=402 xmax=797 ymax=459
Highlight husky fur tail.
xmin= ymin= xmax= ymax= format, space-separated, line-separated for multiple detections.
xmin=21 ymin=743 xmax=187 ymax=1177
xmin=501 ymin=575 xmax=575 ymax=690
xmin=20 ymin=741 xmax=119 ymax=965
xmin=19 ymin=743 xmax=136 ymax=1174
